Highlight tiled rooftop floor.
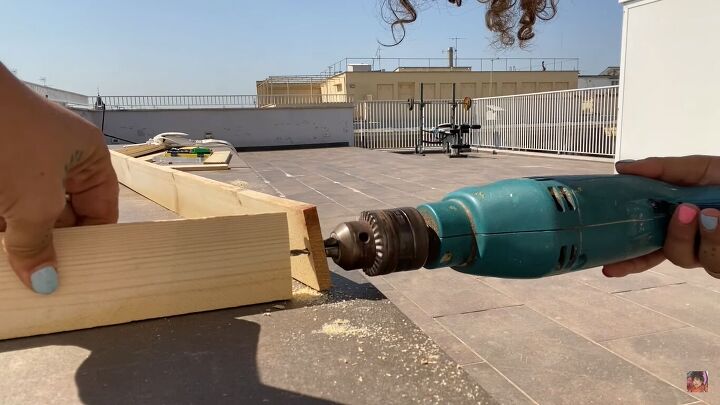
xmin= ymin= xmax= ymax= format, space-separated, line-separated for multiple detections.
xmin=199 ymin=147 xmax=718 ymax=405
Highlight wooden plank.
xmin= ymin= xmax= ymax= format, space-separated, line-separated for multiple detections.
xmin=169 ymin=163 xmax=230 ymax=171
xmin=112 ymin=151 xmax=178 ymax=211
xmin=140 ymin=151 xmax=167 ymax=161
xmin=204 ymin=151 xmax=232 ymax=164
xmin=110 ymin=150 xmax=331 ymax=291
xmin=116 ymin=143 xmax=168 ymax=158
xmin=0 ymin=214 xmax=291 ymax=340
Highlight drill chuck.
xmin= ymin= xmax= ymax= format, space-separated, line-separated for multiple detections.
xmin=324 ymin=207 xmax=431 ymax=275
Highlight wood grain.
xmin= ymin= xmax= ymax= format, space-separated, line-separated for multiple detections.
xmin=0 ymin=214 xmax=291 ymax=340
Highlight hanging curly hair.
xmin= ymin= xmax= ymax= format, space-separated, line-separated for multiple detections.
xmin=382 ymin=0 xmax=559 ymax=47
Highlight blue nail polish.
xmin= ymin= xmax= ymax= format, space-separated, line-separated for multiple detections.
xmin=701 ymin=213 xmax=718 ymax=231
xmin=30 ymin=266 xmax=58 ymax=295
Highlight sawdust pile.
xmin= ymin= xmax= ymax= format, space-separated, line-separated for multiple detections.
xmin=229 ymin=179 xmax=247 ymax=188
xmin=314 ymin=319 xmax=370 ymax=338
xmin=291 ymin=284 xmax=326 ymax=305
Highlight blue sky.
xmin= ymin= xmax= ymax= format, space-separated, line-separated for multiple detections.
xmin=0 ymin=0 xmax=623 ymax=95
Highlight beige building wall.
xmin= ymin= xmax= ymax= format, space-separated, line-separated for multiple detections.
xmin=322 ymin=71 xmax=577 ymax=101
xmin=255 ymin=80 xmax=330 ymax=106
xmin=255 ymin=82 xmax=321 ymax=97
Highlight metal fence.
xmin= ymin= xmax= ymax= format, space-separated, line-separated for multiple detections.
xmin=324 ymin=57 xmax=580 ymax=75
xmin=96 ymin=94 xmax=353 ymax=109
xmin=353 ymin=86 xmax=618 ymax=157
xmin=354 ymin=99 xmax=474 ymax=149
xmin=24 ymin=81 xmax=90 ymax=106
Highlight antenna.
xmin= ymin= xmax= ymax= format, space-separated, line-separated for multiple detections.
xmin=449 ymin=37 xmax=466 ymax=66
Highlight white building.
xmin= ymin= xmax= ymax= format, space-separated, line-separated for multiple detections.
xmin=578 ymin=67 xmax=620 ymax=89
xmin=616 ymin=0 xmax=720 ymax=160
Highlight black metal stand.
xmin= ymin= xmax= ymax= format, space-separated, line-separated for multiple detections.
xmin=411 ymin=83 xmax=480 ymax=158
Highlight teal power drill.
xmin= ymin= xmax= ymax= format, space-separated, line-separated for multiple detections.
xmin=323 ymin=175 xmax=720 ymax=277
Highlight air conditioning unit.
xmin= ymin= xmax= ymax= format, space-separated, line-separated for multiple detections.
xmin=348 ymin=64 xmax=372 ymax=72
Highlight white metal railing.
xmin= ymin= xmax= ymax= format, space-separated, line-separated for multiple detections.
xmin=97 ymin=94 xmax=352 ymax=109
xmin=353 ymin=86 xmax=618 ymax=157
xmin=24 ymin=81 xmax=90 ymax=106
xmin=324 ymin=57 xmax=580 ymax=75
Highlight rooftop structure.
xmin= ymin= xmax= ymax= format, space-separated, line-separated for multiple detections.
xmin=257 ymin=52 xmax=581 ymax=102
xmin=579 ymin=66 xmax=620 ymax=88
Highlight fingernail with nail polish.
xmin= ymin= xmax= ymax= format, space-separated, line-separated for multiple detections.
xmin=30 ymin=266 xmax=58 ymax=295
xmin=677 ymin=205 xmax=698 ymax=225
xmin=701 ymin=212 xmax=718 ymax=231
xmin=616 ymin=159 xmax=636 ymax=164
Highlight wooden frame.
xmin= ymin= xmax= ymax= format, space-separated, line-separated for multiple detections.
xmin=0 ymin=150 xmax=331 ymax=340
xmin=110 ymin=150 xmax=331 ymax=291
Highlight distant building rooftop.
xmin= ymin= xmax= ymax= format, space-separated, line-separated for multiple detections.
xmin=323 ymin=57 xmax=580 ymax=76
xmin=393 ymin=66 xmax=472 ymax=72
xmin=255 ymin=75 xmax=329 ymax=86
xmin=579 ymin=66 xmax=620 ymax=79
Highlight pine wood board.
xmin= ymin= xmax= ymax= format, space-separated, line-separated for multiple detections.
xmin=116 ymin=143 xmax=168 ymax=158
xmin=204 ymin=151 xmax=233 ymax=164
xmin=168 ymin=163 xmax=230 ymax=171
xmin=0 ymin=214 xmax=291 ymax=340
xmin=110 ymin=150 xmax=331 ymax=291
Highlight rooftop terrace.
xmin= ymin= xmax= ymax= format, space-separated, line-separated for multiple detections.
xmin=195 ymin=147 xmax=715 ymax=404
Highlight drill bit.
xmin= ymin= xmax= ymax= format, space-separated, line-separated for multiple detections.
xmin=290 ymin=248 xmax=310 ymax=256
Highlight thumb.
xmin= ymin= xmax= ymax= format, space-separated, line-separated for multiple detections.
xmin=3 ymin=217 xmax=59 ymax=294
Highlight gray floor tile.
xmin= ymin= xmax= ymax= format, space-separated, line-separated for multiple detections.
xmin=366 ymin=276 xmax=395 ymax=293
xmin=270 ymin=183 xmax=312 ymax=196
xmin=461 ymin=362 xmax=536 ymax=405
xmin=572 ymin=267 xmax=685 ymax=293
xmin=336 ymin=197 xmax=391 ymax=211
xmin=380 ymin=287 xmax=483 ymax=366
xmin=383 ymin=268 xmax=520 ymax=317
xmin=364 ymin=187 xmax=419 ymax=200
xmin=480 ymin=275 xmax=687 ymax=342
xmin=283 ymin=190 xmax=329 ymax=205
xmin=381 ymin=197 xmax=431 ymax=208
xmin=650 ymin=262 xmax=720 ymax=293
xmin=438 ymin=306 xmax=695 ymax=405
xmin=616 ymin=283 xmax=720 ymax=336
xmin=602 ymin=327 xmax=719 ymax=404
xmin=117 ymin=187 xmax=179 ymax=223
xmin=417 ymin=189 xmax=451 ymax=201
xmin=314 ymin=203 xmax=356 ymax=219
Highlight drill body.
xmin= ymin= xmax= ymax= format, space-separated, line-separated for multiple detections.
xmin=324 ymin=175 xmax=720 ymax=278
xmin=418 ymin=175 xmax=719 ymax=278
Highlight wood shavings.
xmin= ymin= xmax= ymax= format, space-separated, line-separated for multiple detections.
xmin=291 ymin=284 xmax=326 ymax=305
xmin=229 ymin=179 xmax=248 ymax=188
xmin=314 ymin=319 xmax=370 ymax=338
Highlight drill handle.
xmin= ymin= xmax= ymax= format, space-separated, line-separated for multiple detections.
xmin=675 ymin=185 xmax=720 ymax=210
